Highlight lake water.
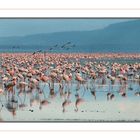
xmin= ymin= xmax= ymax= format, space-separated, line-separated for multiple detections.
xmin=0 ymin=55 xmax=140 ymax=122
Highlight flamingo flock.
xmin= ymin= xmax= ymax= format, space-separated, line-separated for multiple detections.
xmin=0 ymin=52 xmax=140 ymax=119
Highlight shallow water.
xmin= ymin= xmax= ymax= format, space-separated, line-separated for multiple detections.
xmin=0 ymin=80 xmax=140 ymax=122
xmin=0 ymin=55 xmax=140 ymax=122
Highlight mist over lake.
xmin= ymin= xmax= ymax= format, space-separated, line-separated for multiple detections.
xmin=0 ymin=19 xmax=139 ymax=53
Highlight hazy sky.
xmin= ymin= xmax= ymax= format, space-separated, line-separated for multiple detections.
xmin=0 ymin=18 xmax=137 ymax=37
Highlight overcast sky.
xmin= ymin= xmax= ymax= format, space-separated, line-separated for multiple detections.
xmin=0 ymin=18 xmax=137 ymax=37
